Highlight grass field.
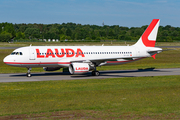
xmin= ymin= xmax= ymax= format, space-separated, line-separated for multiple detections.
xmin=0 ymin=42 xmax=180 ymax=119
xmin=0 ymin=76 xmax=180 ymax=119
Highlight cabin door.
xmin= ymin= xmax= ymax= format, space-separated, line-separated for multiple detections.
xmin=29 ymin=48 xmax=36 ymax=60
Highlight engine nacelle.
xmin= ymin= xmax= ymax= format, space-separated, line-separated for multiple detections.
xmin=43 ymin=67 xmax=61 ymax=71
xmin=69 ymin=63 xmax=90 ymax=75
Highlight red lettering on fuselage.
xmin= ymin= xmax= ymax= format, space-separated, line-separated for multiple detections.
xmin=36 ymin=49 xmax=44 ymax=58
xmin=46 ymin=49 xmax=56 ymax=58
xmin=65 ymin=49 xmax=75 ymax=57
xmin=75 ymin=67 xmax=88 ymax=71
xmin=55 ymin=49 xmax=65 ymax=57
xmin=75 ymin=48 xmax=85 ymax=57
xmin=36 ymin=48 xmax=85 ymax=58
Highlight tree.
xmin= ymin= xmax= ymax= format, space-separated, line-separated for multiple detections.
xmin=60 ymin=34 xmax=66 ymax=40
xmin=18 ymin=24 xmax=27 ymax=32
xmin=16 ymin=32 xmax=25 ymax=39
xmin=24 ymin=28 xmax=40 ymax=39
xmin=0 ymin=21 xmax=180 ymax=42
xmin=66 ymin=28 xmax=72 ymax=37
xmin=49 ymin=28 xmax=59 ymax=39
xmin=108 ymin=29 xmax=115 ymax=39
xmin=0 ymin=32 xmax=12 ymax=42
xmin=0 ymin=23 xmax=15 ymax=38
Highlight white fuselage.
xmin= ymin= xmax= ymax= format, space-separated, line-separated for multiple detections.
xmin=3 ymin=45 xmax=160 ymax=68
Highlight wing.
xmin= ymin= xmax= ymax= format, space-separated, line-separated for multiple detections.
xmin=69 ymin=55 xmax=136 ymax=66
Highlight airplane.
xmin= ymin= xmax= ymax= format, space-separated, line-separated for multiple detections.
xmin=3 ymin=19 xmax=162 ymax=77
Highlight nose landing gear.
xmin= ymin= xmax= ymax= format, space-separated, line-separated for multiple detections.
xmin=26 ymin=68 xmax=32 ymax=77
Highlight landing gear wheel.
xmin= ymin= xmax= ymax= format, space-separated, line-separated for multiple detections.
xmin=26 ymin=73 xmax=31 ymax=77
xmin=92 ymin=71 xmax=100 ymax=76
xmin=95 ymin=71 xmax=100 ymax=76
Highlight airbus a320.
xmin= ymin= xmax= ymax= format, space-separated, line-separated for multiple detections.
xmin=3 ymin=19 xmax=162 ymax=77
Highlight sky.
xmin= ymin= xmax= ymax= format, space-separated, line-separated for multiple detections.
xmin=0 ymin=0 xmax=180 ymax=27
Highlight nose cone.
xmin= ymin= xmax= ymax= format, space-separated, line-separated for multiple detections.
xmin=3 ymin=55 xmax=12 ymax=65
xmin=3 ymin=55 xmax=22 ymax=67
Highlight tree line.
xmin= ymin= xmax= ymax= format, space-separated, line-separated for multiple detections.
xmin=0 ymin=22 xmax=180 ymax=42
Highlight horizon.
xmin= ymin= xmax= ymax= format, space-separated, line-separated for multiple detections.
xmin=0 ymin=21 xmax=175 ymax=28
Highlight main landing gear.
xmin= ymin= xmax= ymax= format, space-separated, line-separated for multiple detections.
xmin=26 ymin=68 xmax=32 ymax=77
xmin=91 ymin=64 xmax=100 ymax=76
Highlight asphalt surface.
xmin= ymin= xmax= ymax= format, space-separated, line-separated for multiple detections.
xmin=0 ymin=47 xmax=20 ymax=49
xmin=0 ymin=68 xmax=180 ymax=83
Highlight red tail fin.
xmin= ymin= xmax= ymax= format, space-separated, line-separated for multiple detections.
xmin=133 ymin=19 xmax=160 ymax=47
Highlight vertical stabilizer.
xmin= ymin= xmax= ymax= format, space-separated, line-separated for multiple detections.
xmin=133 ymin=19 xmax=160 ymax=47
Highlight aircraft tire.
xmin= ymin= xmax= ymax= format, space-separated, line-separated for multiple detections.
xmin=92 ymin=71 xmax=100 ymax=76
xmin=27 ymin=73 xmax=31 ymax=77
xmin=95 ymin=71 xmax=100 ymax=76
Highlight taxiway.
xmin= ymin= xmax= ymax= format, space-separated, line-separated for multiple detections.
xmin=0 ymin=68 xmax=180 ymax=83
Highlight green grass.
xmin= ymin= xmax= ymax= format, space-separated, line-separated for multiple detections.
xmin=0 ymin=76 xmax=180 ymax=119
xmin=1 ymin=42 xmax=180 ymax=119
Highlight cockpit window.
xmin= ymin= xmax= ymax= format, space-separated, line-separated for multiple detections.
xmin=11 ymin=52 xmax=23 ymax=55
xmin=11 ymin=52 xmax=15 ymax=55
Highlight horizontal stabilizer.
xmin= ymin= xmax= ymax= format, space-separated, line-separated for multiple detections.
xmin=147 ymin=47 xmax=162 ymax=54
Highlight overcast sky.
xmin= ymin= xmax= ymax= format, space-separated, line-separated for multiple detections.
xmin=0 ymin=0 xmax=180 ymax=27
